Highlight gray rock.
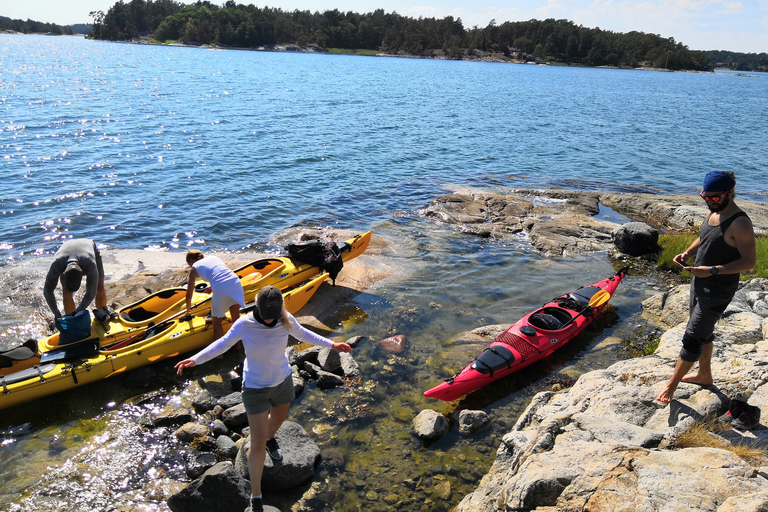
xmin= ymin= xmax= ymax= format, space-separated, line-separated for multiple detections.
xmin=291 ymin=368 xmax=305 ymax=399
xmin=217 ymin=391 xmax=243 ymax=410
xmin=210 ymin=419 xmax=229 ymax=437
xmin=303 ymin=361 xmax=321 ymax=379
xmin=216 ymin=435 xmax=239 ymax=460
xmin=340 ymin=352 xmax=361 ymax=377
xmin=221 ymin=403 xmax=248 ymax=429
xmin=570 ymin=413 xmax=663 ymax=448
xmin=190 ymin=389 xmax=218 ymax=413
xmin=154 ymin=402 xmax=194 ymax=427
xmin=565 ymin=194 xmax=600 ymax=216
xmin=296 ymin=346 xmax=322 ymax=367
xmin=174 ymin=422 xmax=211 ymax=443
xmin=458 ymin=410 xmax=491 ymax=434
xmin=612 ymin=221 xmax=659 ymax=256
xmin=317 ymin=347 xmax=342 ymax=372
xmin=235 ymin=421 xmax=321 ymax=491
xmin=457 ymin=278 xmax=768 ymax=512
xmin=168 ymin=461 xmax=250 ymax=512
xmin=185 ymin=450 xmax=218 ymax=480
xmin=286 ymin=346 xmax=298 ymax=366
xmin=345 ymin=335 xmax=365 ymax=348
xmin=413 ymin=409 xmax=450 ymax=442
xmin=316 ymin=370 xmax=345 ymax=390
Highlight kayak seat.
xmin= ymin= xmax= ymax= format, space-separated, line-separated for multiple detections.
xmin=471 ymin=345 xmax=515 ymax=375
xmin=0 ymin=339 xmax=39 ymax=368
xmin=529 ymin=307 xmax=572 ymax=331
xmin=570 ymin=286 xmax=601 ymax=305
xmin=121 ymin=307 xmax=157 ymax=323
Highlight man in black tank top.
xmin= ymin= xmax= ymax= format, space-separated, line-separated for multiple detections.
xmin=656 ymin=171 xmax=756 ymax=404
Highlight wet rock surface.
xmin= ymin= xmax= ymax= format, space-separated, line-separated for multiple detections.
xmin=419 ymin=188 xmax=768 ymax=257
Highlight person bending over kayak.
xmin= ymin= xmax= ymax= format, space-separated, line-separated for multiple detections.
xmin=185 ymin=250 xmax=246 ymax=340
xmin=175 ymin=285 xmax=352 ymax=512
xmin=656 ymin=171 xmax=756 ymax=404
xmin=43 ymin=238 xmax=116 ymax=321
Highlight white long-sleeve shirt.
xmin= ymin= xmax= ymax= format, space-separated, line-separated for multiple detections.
xmin=191 ymin=311 xmax=334 ymax=389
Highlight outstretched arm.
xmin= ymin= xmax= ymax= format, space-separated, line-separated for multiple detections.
xmin=43 ymin=269 xmax=62 ymax=318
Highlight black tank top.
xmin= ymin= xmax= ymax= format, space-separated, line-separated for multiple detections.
xmin=694 ymin=210 xmax=748 ymax=288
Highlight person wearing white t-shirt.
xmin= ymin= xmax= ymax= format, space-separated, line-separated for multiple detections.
xmin=185 ymin=250 xmax=246 ymax=340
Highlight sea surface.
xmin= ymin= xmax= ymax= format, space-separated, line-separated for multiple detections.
xmin=1 ymin=34 xmax=767 ymax=511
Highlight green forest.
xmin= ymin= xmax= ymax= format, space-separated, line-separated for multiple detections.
xmin=88 ymin=0 xmax=714 ymax=69
xmin=4 ymin=1 xmax=767 ymax=71
xmin=0 ymin=16 xmax=76 ymax=35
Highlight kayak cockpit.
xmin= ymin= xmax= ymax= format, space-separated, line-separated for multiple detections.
xmin=570 ymin=286 xmax=601 ymax=304
xmin=471 ymin=345 xmax=515 ymax=375
xmin=527 ymin=307 xmax=572 ymax=331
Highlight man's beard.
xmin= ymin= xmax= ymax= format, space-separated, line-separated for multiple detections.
xmin=708 ymin=194 xmax=731 ymax=212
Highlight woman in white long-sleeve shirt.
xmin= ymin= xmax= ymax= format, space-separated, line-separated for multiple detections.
xmin=175 ymin=285 xmax=351 ymax=512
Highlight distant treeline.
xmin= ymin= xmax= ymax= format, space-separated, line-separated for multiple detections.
xmin=0 ymin=15 xmax=73 ymax=35
xmin=702 ymin=50 xmax=768 ymax=73
xmin=0 ymin=16 xmax=91 ymax=35
xmin=89 ymin=0 xmax=713 ymax=70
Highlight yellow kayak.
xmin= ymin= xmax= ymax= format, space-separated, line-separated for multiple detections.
xmin=0 ymin=272 xmax=329 ymax=410
xmin=0 ymin=231 xmax=371 ymax=377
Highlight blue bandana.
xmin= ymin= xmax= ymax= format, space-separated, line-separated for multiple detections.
xmin=702 ymin=171 xmax=735 ymax=192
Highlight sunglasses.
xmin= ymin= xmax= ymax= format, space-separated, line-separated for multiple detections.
xmin=700 ymin=190 xmax=729 ymax=202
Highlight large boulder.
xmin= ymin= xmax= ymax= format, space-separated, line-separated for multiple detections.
xmin=612 ymin=221 xmax=659 ymax=256
xmin=167 ymin=461 xmax=250 ymax=512
xmin=235 ymin=421 xmax=321 ymax=491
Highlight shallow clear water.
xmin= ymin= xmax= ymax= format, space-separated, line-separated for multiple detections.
xmin=1 ymin=34 xmax=766 ymax=511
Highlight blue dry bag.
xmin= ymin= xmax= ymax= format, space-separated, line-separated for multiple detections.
xmin=55 ymin=310 xmax=92 ymax=344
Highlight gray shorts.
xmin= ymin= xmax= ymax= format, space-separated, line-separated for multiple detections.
xmin=242 ymin=375 xmax=295 ymax=415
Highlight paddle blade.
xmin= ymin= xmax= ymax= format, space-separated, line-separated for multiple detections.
xmin=588 ymin=290 xmax=611 ymax=308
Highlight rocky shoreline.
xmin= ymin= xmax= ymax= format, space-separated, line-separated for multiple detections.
xmin=419 ymin=187 xmax=768 ymax=257
xmin=451 ymin=276 xmax=768 ymax=511
xmin=415 ymin=188 xmax=768 ymax=511
xmin=8 ymin=190 xmax=768 ymax=511
xmin=103 ymin=192 xmax=768 ymax=511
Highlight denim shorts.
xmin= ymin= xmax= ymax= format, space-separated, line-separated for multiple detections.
xmin=241 ymin=375 xmax=295 ymax=415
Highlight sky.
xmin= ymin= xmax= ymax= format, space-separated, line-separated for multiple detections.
xmin=2 ymin=0 xmax=767 ymax=53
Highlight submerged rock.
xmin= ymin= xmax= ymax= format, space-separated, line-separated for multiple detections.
xmin=413 ymin=409 xmax=450 ymax=442
xmin=378 ymin=334 xmax=407 ymax=353
xmin=458 ymin=410 xmax=491 ymax=435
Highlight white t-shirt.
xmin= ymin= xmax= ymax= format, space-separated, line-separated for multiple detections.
xmin=191 ymin=312 xmax=334 ymax=389
xmin=193 ymin=256 xmax=245 ymax=307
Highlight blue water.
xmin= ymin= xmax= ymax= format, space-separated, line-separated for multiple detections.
xmin=2 ymin=34 xmax=767 ymax=261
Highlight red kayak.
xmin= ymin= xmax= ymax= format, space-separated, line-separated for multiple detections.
xmin=423 ymin=267 xmax=628 ymax=401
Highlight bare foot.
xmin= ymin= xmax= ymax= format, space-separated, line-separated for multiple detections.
xmin=656 ymin=383 xmax=676 ymax=404
xmin=681 ymin=373 xmax=713 ymax=386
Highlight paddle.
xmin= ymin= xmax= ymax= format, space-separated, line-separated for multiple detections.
xmin=560 ymin=289 xmax=611 ymax=328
